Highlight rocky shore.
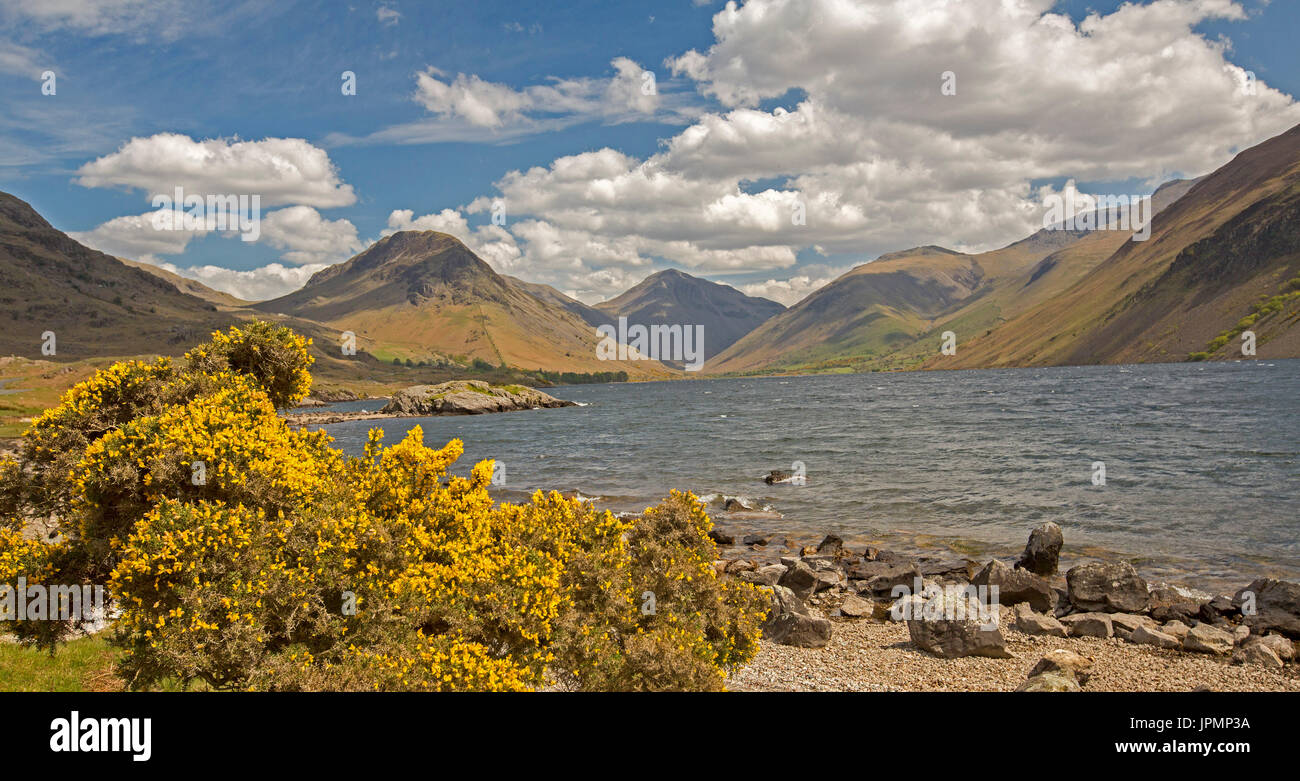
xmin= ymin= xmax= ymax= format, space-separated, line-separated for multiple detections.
xmin=284 ymin=380 xmax=576 ymax=426
xmin=713 ymin=521 xmax=1300 ymax=691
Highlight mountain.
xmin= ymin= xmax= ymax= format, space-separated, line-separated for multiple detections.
xmin=936 ymin=123 xmax=1300 ymax=368
xmin=0 ymin=191 xmax=235 ymax=359
xmin=503 ymin=275 xmax=606 ymax=326
xmin=593 ymin=268 xmax=785 ymax=360
xmin=255 ymin=231 xmax=668 ymax=376
xmin=707 ymin=173 xmax=1208 ymax=374
xmin=117 ymin=257 xmax=249 ymax=307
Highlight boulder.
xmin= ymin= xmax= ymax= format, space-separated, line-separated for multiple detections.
xmin=1255 ymin=633 xmax=1294 ymax=662
xmin=1183 ymin=623 xmax=1234 ymax=655
xmin=917 ymin=557 xmax=979 ymax=581
xmin=1131 ymin=624 xmax=1181 ymax=649
xmin=904 ymin=590 xmax=1011 ymax=659
xmin=1162 ymin=620 xmax=1191 ymax=642
xmin=846 ymin=559 xmax=921 ymax=597
xmin=1110 ymin=613 xmax=1155 ymax=640
xmin=763 ymin=470 xmax=805 ymax=485
xmin=1148 ymin=586 xmax=1202 ymax=624
xmin=707 ymin=529 xmax=734 ymax=545
xmin=761 ymin=586 xmax=832 ymax=648
xmin=1061 ymin=612 xmax=1113 ymax=638
xmin=723 ymin=498 xmax=750 ymax=512
xmin=738 ymin=564 xmax=787 ymax=587
xmin=1017 ymin=672 xmax=1080 ymax=692
xmin=815 ymin=534 xmax=844 ymax=556
xmin=1232 ymin=642 xmax=1284 ymax=669
xmin=1235 ymin=578 xmax=1300 ymax=640
xmin=1016 ymin=522 xmax=1064 ymax=576
xmin=1028 ymin=648 xmax=1094 ymax=685
xmin=777 ymin=560 xmax=820 ymax=601
xmin=839 ymin=594 xmax=874 ymax=618
xmin=742 ymin=533 xmax=771 ymax=546
xmin=1012 ymin=603 xmax=1067 ymax=637
xmin=1066 ymin=561 xmax=1150 ymax=613
xmin=724 ymin=559 xmax=756 ymax=574
xmin=382 ymin=380 xmax=575 ymax=416
xmin=973 ymin=559 xmax=1056 ymax=613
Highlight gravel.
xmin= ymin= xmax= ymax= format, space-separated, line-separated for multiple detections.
xmin=730 ymin=617 xmax=1300 ymax=692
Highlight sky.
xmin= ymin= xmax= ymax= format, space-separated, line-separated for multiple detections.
xmin=1 ymin=0 xmax=1298 ymax=305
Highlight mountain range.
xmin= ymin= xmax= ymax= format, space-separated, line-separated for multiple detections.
xmin=3 ymin=122 xmax=1299 ymax=381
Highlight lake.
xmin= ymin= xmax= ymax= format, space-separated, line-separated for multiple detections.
xmin=317 ymin=360 xmax=1300 ymax=594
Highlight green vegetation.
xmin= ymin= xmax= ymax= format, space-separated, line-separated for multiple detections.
xmin=1190 ymin=273 xmax=1300 ymax=360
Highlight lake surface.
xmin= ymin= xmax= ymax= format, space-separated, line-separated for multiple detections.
xmin=317 ymin=360 xmax=1299 ymax=593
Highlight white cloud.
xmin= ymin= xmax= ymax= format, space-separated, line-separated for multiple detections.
xmin=76 ymin=133 xmax=357 ymax=208
xmin=405 ymin=0 xmax=1299 ymax=303
xmin=0 ymin=40 xmax=45 ymax=77
xmin=68 ymin=210 xmax=210 ymax=263
xmin=261 ymin=206 xmax=363 ymax=265
xmin=377 ymin=5 xmax=400 ymax=26
xmin=0 ymin=0 xmax=191 ymax=39
xmin=154 ymin=260 xmax=327 ymax=302
xmin=385 ymin=208 xmax=523 ymax=274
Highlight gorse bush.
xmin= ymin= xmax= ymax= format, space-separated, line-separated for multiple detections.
xmin=0 ymin=321 xmax=766 ymax=690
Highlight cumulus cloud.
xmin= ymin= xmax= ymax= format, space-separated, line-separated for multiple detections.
xmin=261 ymin=206 xmax=363 ymax=265
xmin=386 ymin=208 xmax=523 ymax=274
xmin=413 ymin=0 xmax=1299 ymax=303
xmin=68 ymin=210 xmax=211 ymax=263
xmin=76 ymin=133 xmax=357 ymax=208
xmin=149 ymin=260 xmax=327 ymax=302
xmin=0 ymin=40 xmax=45 ymax=77
xmin=0 ymin=0 xmax=193 ymax=39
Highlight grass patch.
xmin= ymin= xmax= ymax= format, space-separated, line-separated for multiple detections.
xmin=0 ymin=635 xmax=120 ymax=692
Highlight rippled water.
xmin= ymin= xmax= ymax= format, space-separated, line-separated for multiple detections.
xmin=317 ymin=360 xmax=1299 ymax=593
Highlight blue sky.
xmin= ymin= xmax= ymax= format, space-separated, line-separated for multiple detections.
xmin=1 ymin=0 xmax=1297 ymax=304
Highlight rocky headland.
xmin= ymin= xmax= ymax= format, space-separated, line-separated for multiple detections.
xmin=284 ymin=380 xmax=576 ymax=425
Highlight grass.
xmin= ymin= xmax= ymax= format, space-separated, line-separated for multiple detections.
xmin=0 ymin=635 xmax=121 ymax=692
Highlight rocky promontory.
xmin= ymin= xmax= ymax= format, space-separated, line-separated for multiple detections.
xmin=284 ymin=380 xmax=576 ymax=426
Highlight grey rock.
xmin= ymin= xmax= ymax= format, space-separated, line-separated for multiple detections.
xmin=1184 ymin=623 xmax=1234 ymax=655
xmin=1017 ymin=671 xmax=1081 ymax=692
xmin=1131 ymin=624 xmax=1181 ymax=649
xmin=1110 ymin=613 xmax=1155 ymax=640
xmin=1028 ymin=648 xmax=1094 ymax=685
xmin=738 ymin=564 xmax=787 ymax=587
xmin=761 ymin=586 xmax=832 ymax=648
xmin=1162 ymin=620 xmax=1191 ymax=642
xmin=382 ymin=380 xmax=574 ymax=416
xmin=839 ymin=594 xmax=874 ymax=618
xmin=777 ymin=560 xmax=820 ymax=601
xmin=1061 ymin=612 xmax=1114 ymax=638
xmin=1254 ymin=633 xmax=1294 ymax=662
xmin=1012 ymin=603 xmax=1068 ymax=637
xmin=1232 ymin=642 xmax=1284 ymax=669
xmin=1017 ymin=521 xmax=1063 ymax=576
xmin=904 ymin=591 xmax=1011 ymax=659
xmin=707 ymin=528 xmax=734 ymax=545
xmin=1066 ymin=561 xmax=1150 ymax=613
xmin=973 ymin=558 xmax=1056 ymax=613
xmin=1235 ymin=578 xmax=1300 ymax=640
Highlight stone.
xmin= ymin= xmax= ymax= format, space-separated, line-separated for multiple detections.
xmin=846 ymin=559 xmax=922 ymax=597
xmin=742 ymin=533 xmax=771 ymax=546
xmin=724 ymin=559 xmax=756 ymax=574
xmin=1016 ymin=521 xmax=1064 ymax=576
xmin=1148 ymin=585 xmax=1201 ymax=624
xmin=1162 ymin=620 xmax=1190 ymax=642
xmin=761 ymin=586 xmax=832 ymax=648
xmin=1183 ymin=623 xmax=1234 ymax=655
xmin=903 ymin=590 xmax=1011 ymax=659
xmin=738 ymin=564 xmax=787 ymax=587
xmin=1235 ymin=578 xmax=1300 ymax=640
xmin=918 ymin=556 xmax=979 ymax=580
xmin=1066 ymin=561 xmax=1150 ymax=613
xmin=1110 ymin=613 xmax=1155 ymax=640
xmin=777 ymin=560 xmax=820 ymax=601
xmin=1232 ymin=642 xmax=1284 ymax=669
xmin=1012 ymin=603 xmax=1067 ymax=637
xmin=1232 ymin=624 xmax=1251 ymax=645
xmin=707 ymin=529 xmax=734 ymax=545
xmin=723 ymin=498 xmax=750 ymax=512
xmin=1061 ymin=612 xmax=1114 ymax=638
xmin=1254 ymin=633 xmax=1294 ymax=662
xmin=839 ymin=594 xmax=874 ymax=618
xmin=764 ymin=470 xmax=805 ymax=485
xmin=973 ymin=559 xmax=1056 ymax=613
xmin=1017 ymin=672 xmax=1080 ymax=692
xmin=1131 ymin=624 xmax=1181 ymax=649
xmin=1028 ymin=648 xmax=1094 ymax=685
xmin=815 ymin=534 xmax=844 ymax=556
